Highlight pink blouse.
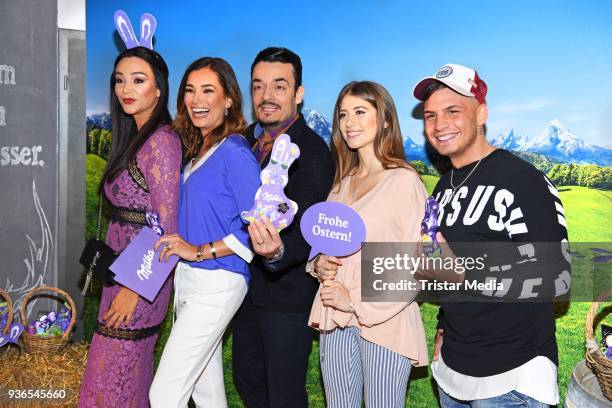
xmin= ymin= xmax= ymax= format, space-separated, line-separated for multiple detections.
xmin=309 ymin=167 xmax=429 ymax=366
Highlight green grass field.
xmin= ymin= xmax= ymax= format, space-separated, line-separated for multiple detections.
xmin=83 ymin=155 xmax=611 ymax=407
xmin=557 ymin=186 xmax=612 ymax=242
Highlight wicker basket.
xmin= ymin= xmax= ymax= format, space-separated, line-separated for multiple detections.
xmin=0 ymin=288 xmax=14 ymax=335
xmin=585 ymin=290 xmax=612 ymax=401
xmin=19 ymin=286 xmax=76 ymax=354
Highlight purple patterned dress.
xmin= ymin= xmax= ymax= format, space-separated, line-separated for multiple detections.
xmin=79 ymin=125 xmax=182 ymax=408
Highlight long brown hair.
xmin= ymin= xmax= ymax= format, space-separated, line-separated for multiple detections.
xmin=330 ymin=81 xmax=415 ymax=189
xmin=173 ymin=57 xmax=246 ymax=161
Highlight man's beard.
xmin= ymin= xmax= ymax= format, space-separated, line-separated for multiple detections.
xmin=256 ymin=101 xmax=282 ymax=126
xmin=259 ymin=118 xmax=280 ymax=126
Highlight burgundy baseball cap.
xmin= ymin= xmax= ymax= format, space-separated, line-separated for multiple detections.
xmin=413 ymin=63 xmax=487 ymax=104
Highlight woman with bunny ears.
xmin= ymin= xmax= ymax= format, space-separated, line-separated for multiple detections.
xmin=78 ymin=12 xmax=182 ymax=408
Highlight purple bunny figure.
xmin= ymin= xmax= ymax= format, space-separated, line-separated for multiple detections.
xmin=421 ymin=197 xmax=441 ymax=256
xmin=242 ymin=134 xmax=300 ymax=231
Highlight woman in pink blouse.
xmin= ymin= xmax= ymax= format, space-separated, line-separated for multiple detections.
xmin=309 ymin=81 xmax=428 ymax=407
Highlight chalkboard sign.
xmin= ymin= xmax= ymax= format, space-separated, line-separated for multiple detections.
xmin=0 ymin=1 xmax=59 ymax=316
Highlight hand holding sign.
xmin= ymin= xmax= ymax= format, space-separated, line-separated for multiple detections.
xmin=314 ymin=255 xmax=343 ymax=281
xmin=111 ymin=227 xmax=179 ymax=302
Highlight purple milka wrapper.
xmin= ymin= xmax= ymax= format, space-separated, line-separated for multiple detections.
xmin=110 ymin=227 xmax=178 ymax=302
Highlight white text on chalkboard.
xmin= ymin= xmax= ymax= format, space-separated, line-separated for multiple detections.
xmin=0 ymin=146 xmax=44 ymax=167
xmin=0 ymin=65 xmax=16 ymax=85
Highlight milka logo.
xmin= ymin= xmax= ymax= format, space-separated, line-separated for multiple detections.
xmin=137 ymin=249 xmax=154 ymax=280
xmin=261 ymin=192 xmax=283 ymax=202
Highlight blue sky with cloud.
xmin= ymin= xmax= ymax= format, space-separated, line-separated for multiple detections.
xmin=87 ymin=0 xmax=612 ymax=146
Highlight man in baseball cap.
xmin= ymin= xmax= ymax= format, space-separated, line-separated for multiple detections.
xmin=413 ymin=63 xmax=488 ymax=105
xmin=413 ymin=63 xmax=490 ymax=165
xmin=414 ymin=64 xmax=570 ymax=407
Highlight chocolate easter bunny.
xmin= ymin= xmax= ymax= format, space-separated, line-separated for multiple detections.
xmin=421 ymin=196 xmax=441 ymax=256
xmin=242 ymin=134 xmax=300 ymax=231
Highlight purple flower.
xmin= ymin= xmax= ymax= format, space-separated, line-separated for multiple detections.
xmin=278 ymin=202 xmax=289 ymax=214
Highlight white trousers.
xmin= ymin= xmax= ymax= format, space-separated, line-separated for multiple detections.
xmin=149 ymin=263 xmax=247 ymax=408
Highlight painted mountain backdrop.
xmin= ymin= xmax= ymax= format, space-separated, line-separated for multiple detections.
xmin=490 ymin=119 xmax=611 ymax=166
xmin=86 ymin=112 xmax=111 ymax=130
xmin=86 ymin=111 xmax=611 ymax=168
xmin=305 ymin=110 xmax=611 ymax=167
xmin=304 ymin=107 xmax=332 ymax=144
xmin=303 ymin=107 xmax=429 ymax=162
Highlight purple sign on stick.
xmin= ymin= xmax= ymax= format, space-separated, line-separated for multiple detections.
xmin=300 ymin=202 xmax=366 ymax=261
xmin=111 ymin=227 xmax=178 ymax=302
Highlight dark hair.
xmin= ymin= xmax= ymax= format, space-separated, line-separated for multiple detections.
xmin=173 ymin=57 xmax=246 ymax=161
xmin=250 ymin=47 xmax=302 ymax=90
xmin=422 ymin=81 xmax=449 ymax=101
xmin=100 ymin=46 xmax=171 ymax=189
xmin=330 ymin=81 xmax=416 ymax=190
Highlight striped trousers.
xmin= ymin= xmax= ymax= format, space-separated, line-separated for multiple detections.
xmin=321 ymin=326 xmax=412 ymax=408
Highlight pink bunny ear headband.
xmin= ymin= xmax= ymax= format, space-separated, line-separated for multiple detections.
xmin=114 ymin=10 xmax=157 ymax=50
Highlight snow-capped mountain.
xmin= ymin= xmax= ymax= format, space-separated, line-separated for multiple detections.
xmin=489 ymin=128 xmax=527 ymax=152
xmin=403 ymin=136 xmax=428 ymax=162
xmin=86 ymin=112 xmax=112 ymax=130
xmin=491 ymin=119 xmax=611 ymax=166
xmin=304 ymin=107 xmax=332 ymax=144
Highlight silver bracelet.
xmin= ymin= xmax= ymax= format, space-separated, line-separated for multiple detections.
xmin=265 ymin=242 xmax=284 ymax=263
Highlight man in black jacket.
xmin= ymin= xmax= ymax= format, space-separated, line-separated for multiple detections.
xmin=413 ymin=63 xmax=570 ymax=407
xmin=232 ymin=47 xmax=334 ymax=408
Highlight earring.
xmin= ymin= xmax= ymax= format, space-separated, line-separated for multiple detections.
xmin=224 ymin=107 xmax=228 ymax=117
